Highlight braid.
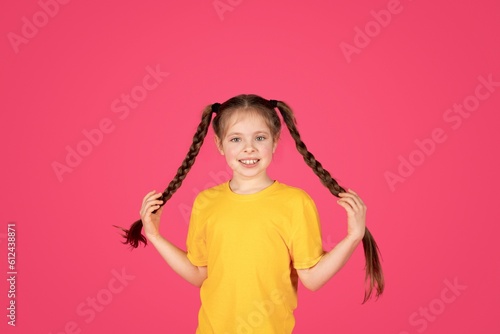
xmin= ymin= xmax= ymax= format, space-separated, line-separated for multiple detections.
xmin=159 ymin=106 xmax=214 ymax=203
xmin=115 ymin=105 xmax=215 ymax=248
xmin=275 ymin=100 xmax=385 ymax=303
xmin=278 ymin=106 xmax=345 ymax=195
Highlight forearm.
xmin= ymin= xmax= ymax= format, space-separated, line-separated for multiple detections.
xmin=300 ymin=234 xmax=362 ymax=291
xmin=148 ymin=234 xmax=206 ymax=287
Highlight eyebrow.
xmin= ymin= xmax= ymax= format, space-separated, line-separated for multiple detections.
xmin=226 ymin=130 xmax=271 ymax=137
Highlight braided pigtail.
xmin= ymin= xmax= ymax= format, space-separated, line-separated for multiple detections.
xmin=115 ymin=104 xmax=217 ymax=248
xmin=274 ymin=100 xmax=384 ymax=303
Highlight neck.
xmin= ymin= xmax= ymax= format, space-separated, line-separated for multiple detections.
xmin=229 ymin=174 xmax=274 ymax=194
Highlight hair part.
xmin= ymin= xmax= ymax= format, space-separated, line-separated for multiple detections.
xmin=213 ymin=95 xmax=282 ymax=142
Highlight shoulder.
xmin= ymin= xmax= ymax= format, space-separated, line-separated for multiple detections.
xmin=274 ymin=182 xmax=320 ymax=220
xmin=274 ymin=181 xmax=315 ymax=203
xmin=193 ymin=181 xmax=228 ymax=204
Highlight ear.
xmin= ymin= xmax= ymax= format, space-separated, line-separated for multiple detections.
xmin=214 ymin=136 xmax=224 ymax=155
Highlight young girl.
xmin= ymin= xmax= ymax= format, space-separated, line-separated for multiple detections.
xmin=117 ymin=94 xmax=384 ymax=333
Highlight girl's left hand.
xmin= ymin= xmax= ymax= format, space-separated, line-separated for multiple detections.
xmin=337 ymin=189 xmax=366 ymax=241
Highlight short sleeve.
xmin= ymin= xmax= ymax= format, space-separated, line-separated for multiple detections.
xmin=289 ymin=192 xmax=326 ymax=269
xmin=186 ymin=195 xmax=208 ymax=266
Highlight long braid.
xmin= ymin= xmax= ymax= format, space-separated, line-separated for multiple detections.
xmin=115 ymin=105 xmax=215 ymax=248
xmin=275 ymin=100 xmax=385 ymax=303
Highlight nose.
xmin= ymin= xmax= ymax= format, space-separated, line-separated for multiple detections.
xmin=243 ymin=140 xmax=256 ymax=153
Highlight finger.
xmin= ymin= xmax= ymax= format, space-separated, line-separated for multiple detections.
xmin=143 ymin=195 xmax=163 ymax=210
xmin=337 ymin=199 xmax=355 ymax=215
xmin=154 ymin=205 xmax=165 ymax=214
xmin=145 ymin=203 xmax=162 ymax=216
xmin=143 ymin=191 xmax=163 ymax=204
xmin=145 ymin=192 xmax=163 ymax=204
xmin=339 ymin=191 xmax=364 ymax=209
xmin=338 ymin=197 xmax=356 ymax=207
xmin=143 ymin=190 xmax=157 ymax=202
xmin=146 ymin=197 xmax=164 ymax=205
xmin=348 ymin=189 xmax=366 ymax=206
xmin=338 ymin=196 xmax=360 ymax=211
xmin=144 ymin=199 xmax=164 ymax=213
xmin=140 ymin=195 xmax=163 ymax=215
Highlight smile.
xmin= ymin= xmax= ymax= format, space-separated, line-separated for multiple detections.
xmin=239 ymin=159 xmax=259 ymax=165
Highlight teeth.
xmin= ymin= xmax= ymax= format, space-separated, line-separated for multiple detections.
xmin=240 ymin=159 xmax=258 ymax=165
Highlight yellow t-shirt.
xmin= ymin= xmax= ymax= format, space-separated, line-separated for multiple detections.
xmin=186 ymin=180 xmax=325 ymax=334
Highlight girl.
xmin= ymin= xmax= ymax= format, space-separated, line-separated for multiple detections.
xmin=117 ymin=94 xmax=384 ymax=333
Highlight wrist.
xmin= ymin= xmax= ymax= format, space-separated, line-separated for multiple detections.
xmin=345 ymin=232 xmax=364 ymax=245
xmin=146 ymin=232 xmax=163 ymax=244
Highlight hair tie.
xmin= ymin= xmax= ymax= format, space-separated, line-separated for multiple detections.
xmin=211 ymin=103 xmax=221 ymax=114
xmin=269 ymin=100 xmax=278 ymax=108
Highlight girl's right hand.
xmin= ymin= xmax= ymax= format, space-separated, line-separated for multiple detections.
xmin=140 ymin=190 xmax=164 ymax=241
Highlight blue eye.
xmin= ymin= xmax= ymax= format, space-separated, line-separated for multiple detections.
xmin=230 ymin=137 xmax=241 ymax=142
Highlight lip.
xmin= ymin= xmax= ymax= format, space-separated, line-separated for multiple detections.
xmin=239 ymin=158 xmax=260 ymax=167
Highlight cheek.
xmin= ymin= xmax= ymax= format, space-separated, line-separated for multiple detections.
xmin=260 ymin=143 xmax=275 ymax=156
xmin=224 ymin=146 xmax=239 ymax=158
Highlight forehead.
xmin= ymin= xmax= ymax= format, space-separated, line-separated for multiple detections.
xmin=223 ymin=109 xmax=271 ymax=136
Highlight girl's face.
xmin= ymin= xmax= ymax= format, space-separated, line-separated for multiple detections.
xmin=215 ymin=109 xmax=278 ymax=182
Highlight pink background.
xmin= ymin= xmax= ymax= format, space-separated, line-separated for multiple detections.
xmin=1 ymin=0 xmax=499 ymax=333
